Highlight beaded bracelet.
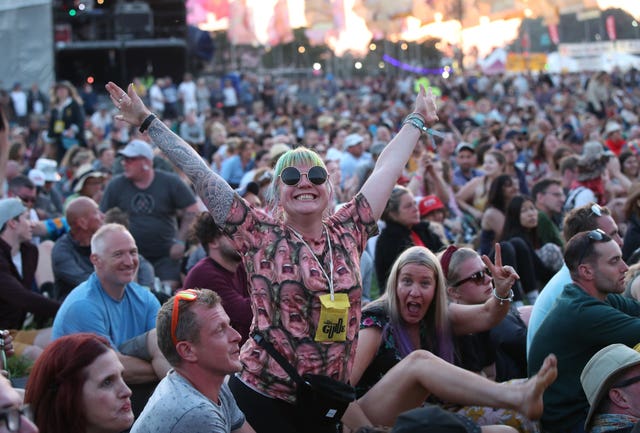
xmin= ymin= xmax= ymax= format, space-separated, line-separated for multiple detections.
xmin=139 ymin=114 xmax=157 ymax=133
xmin=492 ymin=287 xmax=514 ymax=305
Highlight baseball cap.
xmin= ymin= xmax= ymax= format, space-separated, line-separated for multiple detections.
xmin=28 ymin=169 xmax=46 ymax=187
xmin=581 ymin=343 xmax=640 ymax=429
xmin=504 ymin=130 xmax=523 ymax=141
xmin=391 ymin=406 xmax=480 ymax=433
xmin=344 ymin=134 xmax=364 ymax=149
xmin=118 ymin=139 xmax=154 ymax=160
xmin=34 ymin=158 xmax=61 ymax=182
xmin=455 ymin=142 xmax=474 ymax=155
xmin=235 ymin=181 xmax=260 ymax=198
xmin=0 ymin=198 xmax=27 ymax=228
xmin=419 ymin=195 xmax=445 ymax=217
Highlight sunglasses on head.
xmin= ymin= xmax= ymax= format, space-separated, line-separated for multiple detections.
xmin=171 ymin=289 xmax=199 ymax=346
xmin=589 ymin=203 xmax=603 ymax=217
xmin=452 ymin=267 xmax=491 ymax=287
xmin=577 ymin=229 xmax=607 ymax=265
xmin=279 ymin=166 xmax=328 ymax=186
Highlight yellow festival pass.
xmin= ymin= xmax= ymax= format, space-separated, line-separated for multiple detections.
xmin=53 ymin=120 xmax=65 ymax=134
xmin=315 ymin=293 xmax=350 ymax=342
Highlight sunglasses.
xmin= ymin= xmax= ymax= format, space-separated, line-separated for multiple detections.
xmin=17 ymin=195 xmax=36 ymax=204
xmin=577 ymin=229 xmax=607 ymax=265
xmin=0 ymin=405 xmax=32 ymax=433
xmin=280 ymin=166 xmax=328 ymax=186
xmin=171 ymin=289 xmax=199 ymax=346
xmin=590 ymin=203 xmax=603 ymax=217
xmin=452 ymin=267 xmax=492 ymax=287
xmin=613 ymin=374 xmax=640 ymax=389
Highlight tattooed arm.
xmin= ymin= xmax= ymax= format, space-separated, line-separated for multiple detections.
xmin=105 ymin=81 xmax=234 ymax=225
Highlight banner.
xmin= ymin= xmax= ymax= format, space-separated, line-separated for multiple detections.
xmin=548 ymin=24 xmax=559 ymax=45
xmin=228 ymin=0 xmax=257 ymax=45
xmin=267 ymin=0 xmax=294 ymax=45
xmin=606 ymin=15 xmax=616 ymax=41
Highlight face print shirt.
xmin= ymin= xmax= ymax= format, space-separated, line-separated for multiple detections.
xmin=222 ymin=192 xmax=378 ymax=403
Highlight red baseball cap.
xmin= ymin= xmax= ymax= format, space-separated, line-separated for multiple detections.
xmin=419 ymin=195 xmax=445 ymax=217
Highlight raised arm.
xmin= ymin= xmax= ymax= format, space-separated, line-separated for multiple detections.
xmin=360 ymin=86 xmax=438 ymax=220
xmin=449 ymin=243 xmax=518 ymax=335
xmin=105 ymin=82 xmax=234 ymax=225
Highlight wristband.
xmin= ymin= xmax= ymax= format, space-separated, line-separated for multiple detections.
xmin=402 ymin=114 xmax=446 ymax=138
xmin=173 ymin=239 xmax=185 ymax=246
xmin=492 ymin=287 xmax=514 ymax=305
xmin=139 ymin=114 xmax=157 ymax=133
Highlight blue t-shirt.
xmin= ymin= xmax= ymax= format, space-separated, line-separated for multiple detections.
xmin=52 ymin=273 xmax=160 ymax=349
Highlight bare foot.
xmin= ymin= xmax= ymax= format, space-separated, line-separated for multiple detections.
xmin=519 ymin=354 xmax=557 ymax=419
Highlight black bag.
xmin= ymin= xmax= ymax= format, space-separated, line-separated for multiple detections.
xmin=296 ymin=373 xmax=356 ymax=421
xmin=253 ymin=334 xmax=356 ymax=422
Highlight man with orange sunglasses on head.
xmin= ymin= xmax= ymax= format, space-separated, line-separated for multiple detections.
xmin=51 ymin=223 xmax=170 ymax=384
xmin=131 ymin=289 xmax=255 ymax=433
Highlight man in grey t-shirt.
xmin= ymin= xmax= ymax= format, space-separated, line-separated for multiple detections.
xmin=131 ymin=289 xmax=254 ymax=433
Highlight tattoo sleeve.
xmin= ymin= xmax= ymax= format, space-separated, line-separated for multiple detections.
xmin=147 ymin=120 xmax=234 ymax=225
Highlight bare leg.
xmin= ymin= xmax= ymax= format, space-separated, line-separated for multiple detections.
xmin=35 ymin=241 xmax=54 ymax=288
xmin=482 ymin=426 xmax=518 ymax=433
xmin=146 ymin=329 xmax=171 ymax=379
xmin=33 ymin=328 xmax=52 ymax=349
xmin=358 ymin=350 xmax=557 ymax=427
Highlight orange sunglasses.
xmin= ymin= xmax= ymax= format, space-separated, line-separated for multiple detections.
xmin=171 ymin=289 xmax=199 ymax=346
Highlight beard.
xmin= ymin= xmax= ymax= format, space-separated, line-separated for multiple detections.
xmin=220 ymin=243 xmax=242 ymax=263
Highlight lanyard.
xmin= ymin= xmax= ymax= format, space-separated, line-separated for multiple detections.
xmin=289 ymin=224 xmax=335 ymax=300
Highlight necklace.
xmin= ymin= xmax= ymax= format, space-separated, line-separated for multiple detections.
xmin=289 ymin=224 xmax=335 ymax=300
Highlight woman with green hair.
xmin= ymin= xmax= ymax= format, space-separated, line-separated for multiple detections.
xmin=106 ymin=80 xmax=437 ymax=433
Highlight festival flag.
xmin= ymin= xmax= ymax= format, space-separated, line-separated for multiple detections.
xmin=305 ymin=0 xmax=340 ymax=45
xmin=228 ymin=0 xmax=257 ymax=45
xmin=547 ymin=23 xmax=559 ymax=44
xmin=606 ymin=15 xmax=616 ymax=41
xmin=267 ymin=0 xmax=294 ymax=45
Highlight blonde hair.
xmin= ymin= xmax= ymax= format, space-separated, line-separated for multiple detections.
xmin=365 ymin=246 xmax=451 ymax=361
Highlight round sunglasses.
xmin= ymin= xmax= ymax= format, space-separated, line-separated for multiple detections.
xmin=279 ymin=166 xmax=328 ymax=186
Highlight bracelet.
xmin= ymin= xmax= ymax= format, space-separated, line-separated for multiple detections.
xmin=139 ymin=114 xmax=157 ymax=133
xmin=402 ymin=114 xmax=444 ymax=138
xmin=492 ymin=287 xmax=514 ymax=305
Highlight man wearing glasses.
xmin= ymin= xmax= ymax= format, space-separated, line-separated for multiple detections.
xmin=131 ymin=289 xmax=255 ymax=433
xmin=580 ymin=344 xmax=640 ymax=433
xmin=527 ymin=202 xmax=623 ymax=353
xmin=529 ymin=229 xmax=640 ymax=433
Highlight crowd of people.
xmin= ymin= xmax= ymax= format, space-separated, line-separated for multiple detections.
xmin=1 ymin=66 xmax=640 ymax=433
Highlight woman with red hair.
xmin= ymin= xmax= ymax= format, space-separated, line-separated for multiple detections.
xmin=24 ymin=333 xmax=134 ymax=433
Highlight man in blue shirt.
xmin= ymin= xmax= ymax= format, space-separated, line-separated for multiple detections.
xmin=52 ymin=223 xmax=170 ymax=384
xmin=451 ymin=142 xmax=482 ymax=190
